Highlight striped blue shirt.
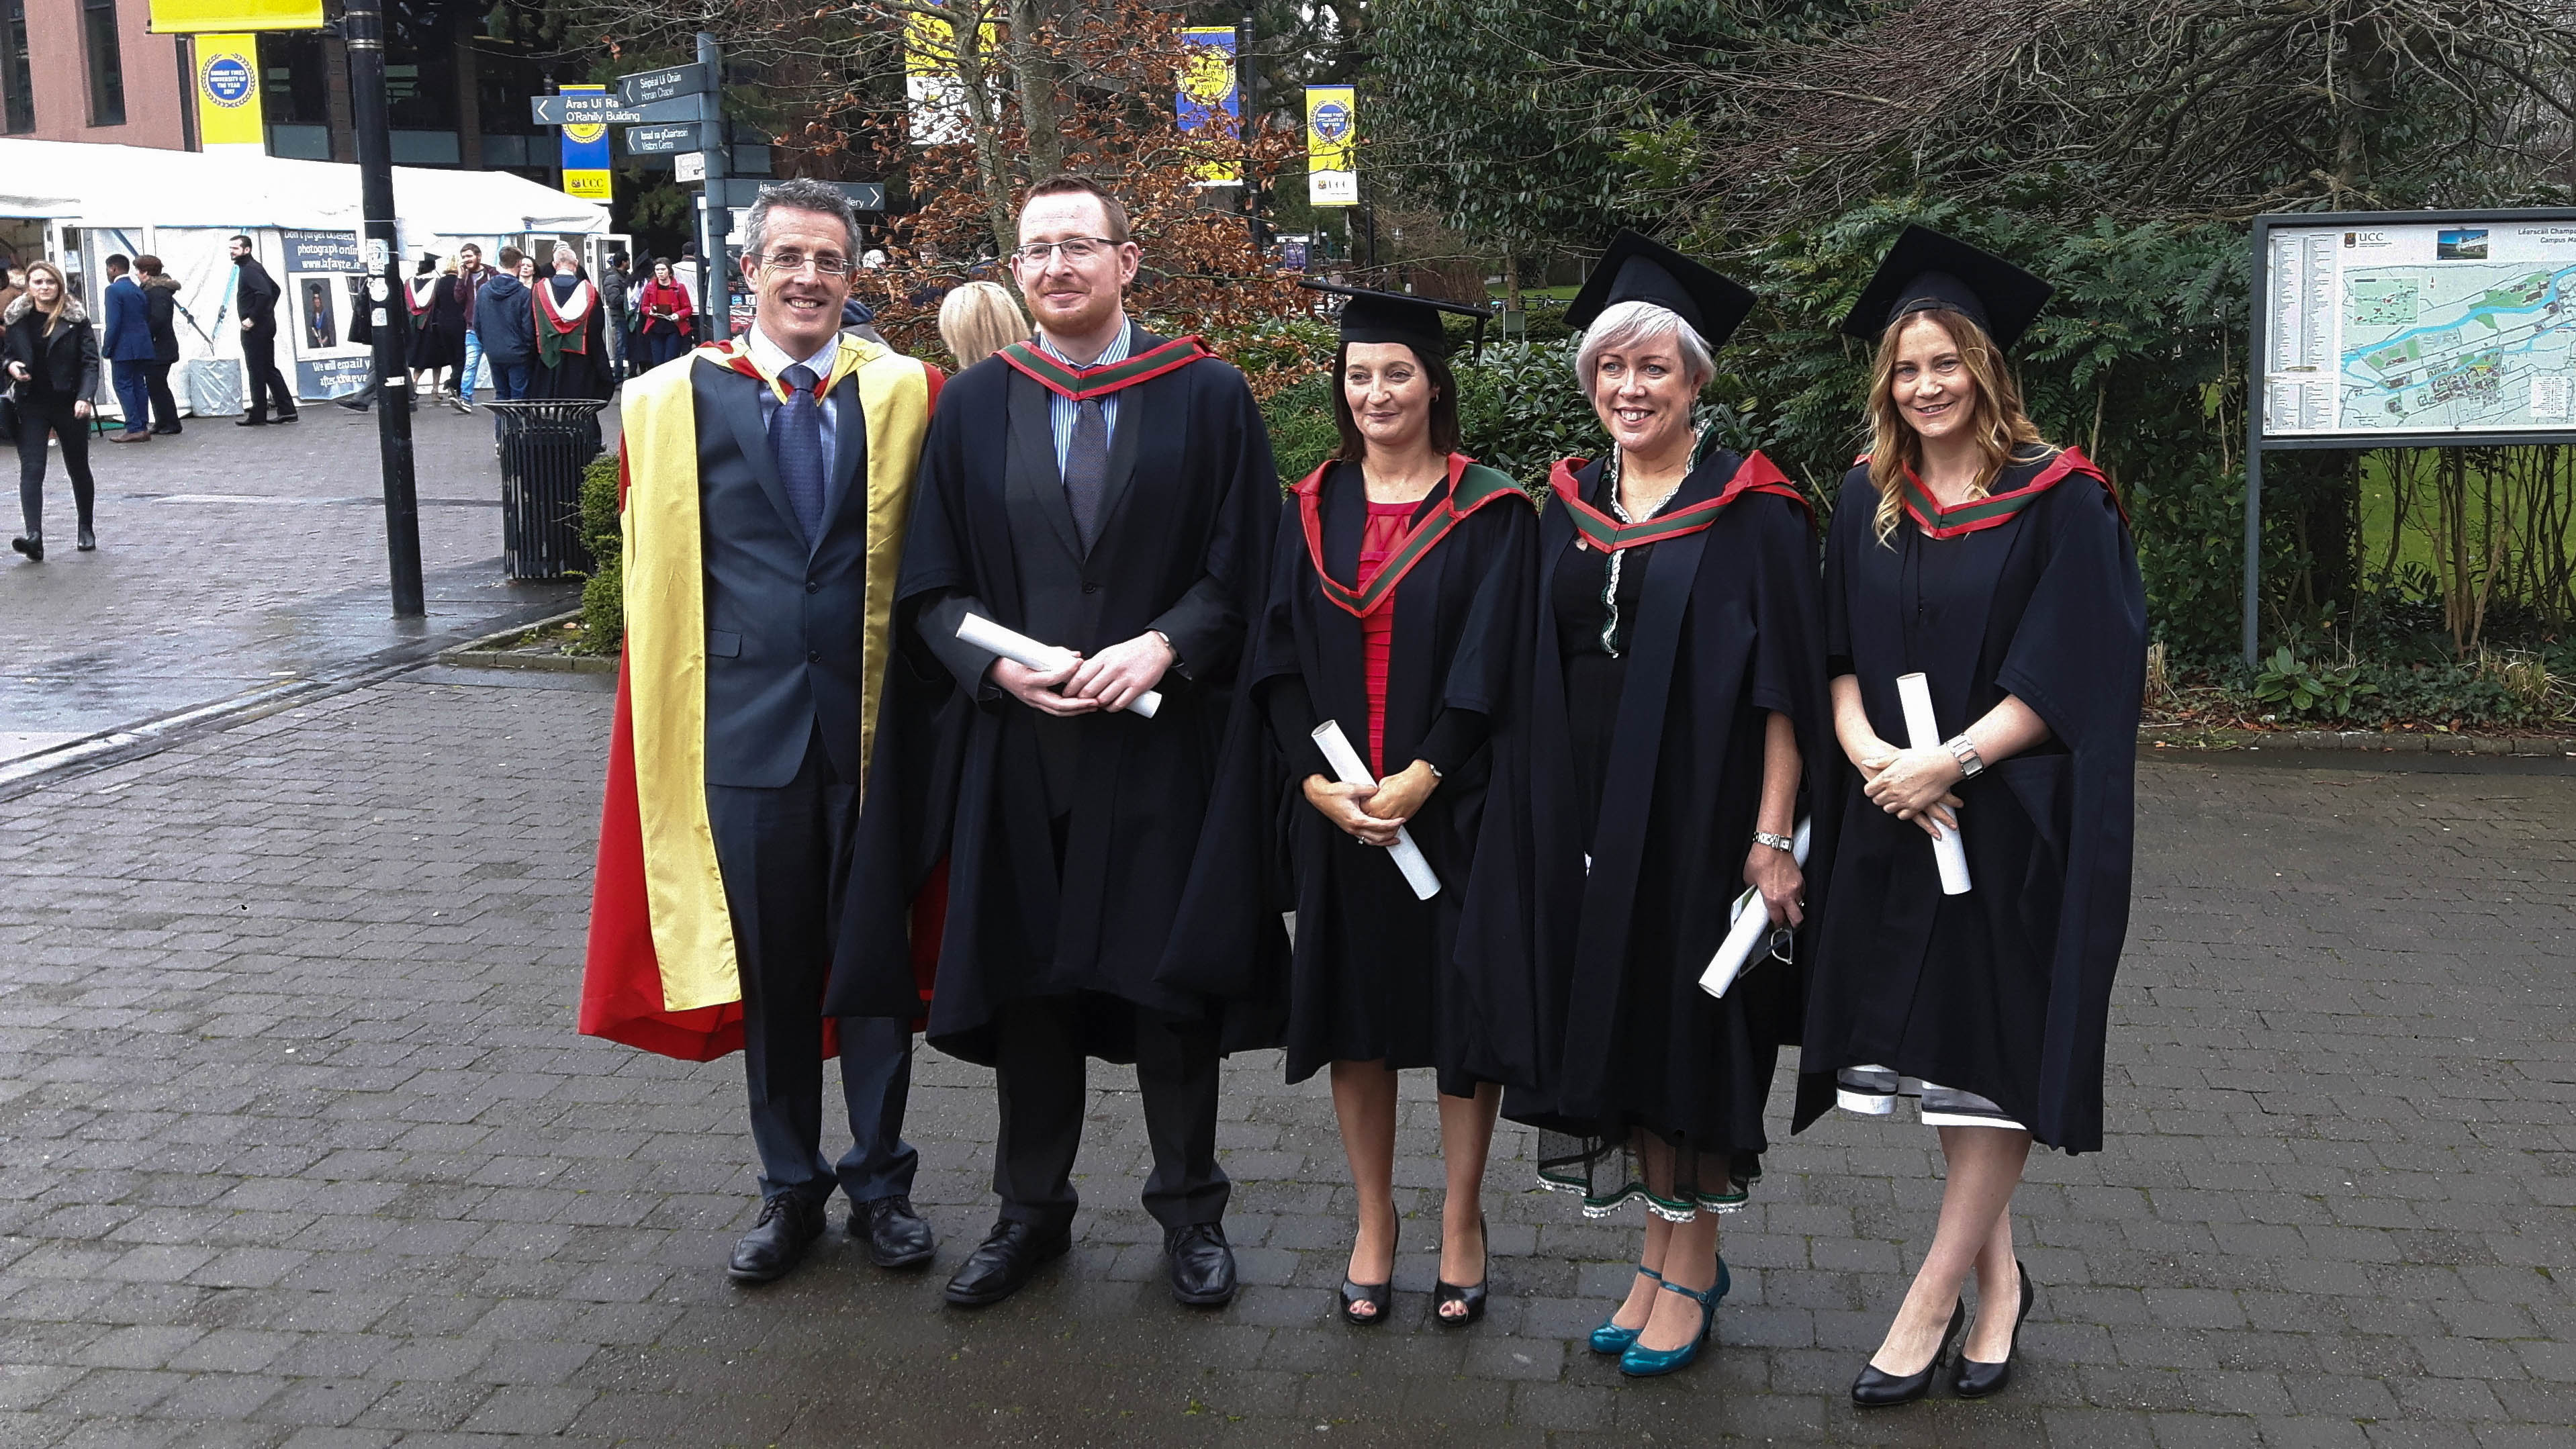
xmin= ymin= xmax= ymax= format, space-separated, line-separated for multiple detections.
xmin=1036 ymin=321 xmax=1130 ymax=475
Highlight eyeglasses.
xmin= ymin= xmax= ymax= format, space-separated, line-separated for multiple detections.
xmin=1009 ymin=236 xmax=1120 ymax=267
xmin=756 ymin=250 xmax=854 ymax=277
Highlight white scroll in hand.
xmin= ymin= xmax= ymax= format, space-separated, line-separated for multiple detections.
xmin=1697 ymin=816 xmax=1810 ymax=1000
xmin=958 ymin=612 xmax=1162 ymax=718
xmin=1310 ymin=720 xmax=1440 ymax=900
xmin=1895 ymin=671 xmax=1971 ymax=895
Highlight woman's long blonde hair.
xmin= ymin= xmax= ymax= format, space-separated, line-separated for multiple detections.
xmin=21 ymin=260 xmax=70 ymax=337
xmin=938 ymin=280 xmax=1029 ymax=369
xmin=1865 ymin=308 xmax=2045 ymax=543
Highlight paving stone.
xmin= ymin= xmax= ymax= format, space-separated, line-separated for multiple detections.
xmin=0 ymin=667 xmax=2567 ymax=1447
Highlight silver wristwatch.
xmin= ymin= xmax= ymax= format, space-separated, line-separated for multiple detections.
xmin=1752 ymin=829 xmax=1795 ymax=853
xmin=1943 ymin=734 xmax=1986 ymax=779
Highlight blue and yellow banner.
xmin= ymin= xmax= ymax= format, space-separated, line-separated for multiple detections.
xmin=150 ymin=0 xmax=322 ymax=32
xmin=559 ymin=85 xmax=612 ymax=201
xmin=193 ymin=34 xmax=265 ymax=153
xmin=1306 ymin=85 xmax=1356 ymax=207
xmin=1178 ymin=27 xmax=1239 ymax=185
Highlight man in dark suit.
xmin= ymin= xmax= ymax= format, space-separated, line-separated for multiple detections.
xmin=578 ymin=178 xmax=944 ymax=1288
xmin=100 ymin=255 xmax=156 ymax=442
xmin=228 ymin=234 xmax=295 ymax=425
xmin=842 ymin=176 xmax=1282 ymax=1310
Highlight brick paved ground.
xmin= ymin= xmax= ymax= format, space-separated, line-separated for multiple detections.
xmin=0 ymin=667 xmax=2568 ymax=1447
xmin=0 ymin=406 xmax=588 ymax=764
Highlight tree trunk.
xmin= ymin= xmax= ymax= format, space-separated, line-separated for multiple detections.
xmin=2329 ymin=11 xmax=2393 ymax=205
xmin=948 ymin=3 xmax=1019 ymax=257
xmin=1009 ymin=0 xmax=1072 ymax=181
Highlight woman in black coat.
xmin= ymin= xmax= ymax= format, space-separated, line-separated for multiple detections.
xmin=1236 ymin=285 xmax=1537 ymax=1327
xmin=4 ymin=261 xmax=102 ymax=559
xmin=1458 ymin=233 xmax=1835 ymax=1379
xmin=1800 ymin=228 xmax=2147 ymax=1407
xmin=134 ymin=255 xmax=184 ymax=434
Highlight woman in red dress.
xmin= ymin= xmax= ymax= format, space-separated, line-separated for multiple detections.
xmin=1241 ymin=285 xmax=1538 ymax=1327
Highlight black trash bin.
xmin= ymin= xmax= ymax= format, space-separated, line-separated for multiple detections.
xmin=486 ymin=399 xmax=604 ymax=581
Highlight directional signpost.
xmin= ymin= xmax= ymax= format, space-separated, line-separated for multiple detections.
xmin=528 ymin=92 xmax=696 ymax=127
xmin=617 ymin=63 xmax=710 ymax=107
xmin=623 ymin=122 xmax=707 ymax=156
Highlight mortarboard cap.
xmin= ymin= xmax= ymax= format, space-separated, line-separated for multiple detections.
xmin=1564 ymin=230 xmax=1757 ymax=349
xmin=1299 ymin=280 xmax=1491 ymax=357
xmin=1839 ymin=225 xmax=2052 ymax=348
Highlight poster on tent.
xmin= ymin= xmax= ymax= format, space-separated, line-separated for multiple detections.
xmin=282 ymin=228 xmax=371 ymax=399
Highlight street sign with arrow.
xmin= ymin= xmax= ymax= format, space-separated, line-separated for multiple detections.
xmin=616 ymin=62 xmax=712 ymax=107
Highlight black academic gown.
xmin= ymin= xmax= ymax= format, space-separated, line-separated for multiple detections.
xmin=1794 ymin=449 xmax=2146 ymax=1154
xmin=528 ymin=274 xmax=612 ymax=401
xmin=1228 ymin=458 xmax=1538 ymax=1095
xmin=1461 ymin=447 xmax=1839 ymax=1167
xmin=831 ymin=328 xmax=1284 ymax=1066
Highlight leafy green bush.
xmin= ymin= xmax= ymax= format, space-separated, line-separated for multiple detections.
xmin=576 ymin=449 xmax=623 ymax=656
xmin=2251 ymin=647 xmax=2377 ymax=720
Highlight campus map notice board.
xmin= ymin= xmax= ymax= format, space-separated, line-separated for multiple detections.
xmin=2262 ymin=216 xmax=2576 ymax=438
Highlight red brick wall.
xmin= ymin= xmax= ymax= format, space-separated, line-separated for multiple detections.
xmin=15 ymin=0 xmax=191 ymax=149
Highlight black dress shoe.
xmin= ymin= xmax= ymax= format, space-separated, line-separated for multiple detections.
xmin=234 ymin=416 xmax=267 ymax=426
xmin=10 ymin=534 xmax=40 ymax=562
xmin=150 ymin=424 xmax=181 ymax=434
xmin=1953 ymin=1260 xmax=2035 ymax=1399
xmin=849 ymin=1195 xmax=935 ymax=1268
xmin=945 ymin=1219 xmax=1070 ymax=1307
xmin=75 ymin=525 xmax=95 ymax=553
xmin=725 ymin=1194 xmax=825 ymax=1285
xmin=274 ymin=410 xmax=300 ymax=423
xmin=1853 ymin=1300 xmax=1966 ymax=1407
xmin=1433 ymin=1213 xmax=1489 ymax=1327
xmin=1165 ymin=1221 xmax=1238 ymax=1307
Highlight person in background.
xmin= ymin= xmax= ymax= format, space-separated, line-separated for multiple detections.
xmin=0 ymin=261 xmax=21 ymax=314
xmin=421 ymin=254 xmax=470 ymax=410
xmin=933 ymin=279 xmax=1027 ymax=369
xmin=528 ymin=241 xmax=610 ymax=403
xmin=132 ymin=256 xmax=183 ymax=435
xmin=455 ymin=242 xmax=490 ymax=406
xmin=674 ymin=242 xmax=701 ymax=320
xmin=839 ymin=297 xmax=888 ymax=349
xmin=101 ymin=254 xmax=156 ymax=444
xmin=228 ymin=234 xmax=295 ymax=426
xmin=632 ymin=258 xmax=694 ymax=371
xmin=599 ymin=250 xmax=631 ymax=379
xmin=4 ymin=261 xmax=102 ymax=559
xmin=474 ymin=248 xmax=536 ymax=415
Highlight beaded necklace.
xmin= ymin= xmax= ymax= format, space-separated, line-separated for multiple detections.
xmin=1597 ymin=434 xmax=1698 ymax=657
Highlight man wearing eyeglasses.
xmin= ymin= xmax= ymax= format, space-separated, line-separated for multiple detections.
xmin=580 ymin=178 xmax=947 ymax=1290
xmin=834 ymin=175 xmax=1286 ymax=1311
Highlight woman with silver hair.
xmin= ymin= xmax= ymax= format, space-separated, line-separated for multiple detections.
xmin=1459 ymin=232 xmax=1839 ymax=1377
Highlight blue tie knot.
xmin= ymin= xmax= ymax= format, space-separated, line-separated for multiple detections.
xmin=782 ymin=363 xmax=819 ymax=398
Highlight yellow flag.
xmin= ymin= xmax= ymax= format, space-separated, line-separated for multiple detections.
xmin=193 ymin=34 xmax=265 ymax=152
xmin=1306 ymin=86 xmax=1357 ymax=208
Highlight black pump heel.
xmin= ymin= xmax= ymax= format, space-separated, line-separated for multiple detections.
xmin=1339 ymin=1217 xmax=1397 ymax=1326
xmin=1432 ymin=1213 xmax=1488 ymax=1327
xmin=1852 ymin=1299 xmax=1966 ymax=1407
xmin=1952 ymin=1259 xmax=2034 ymax=1398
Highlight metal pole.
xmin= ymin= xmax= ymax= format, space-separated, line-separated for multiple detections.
xmin=695 ymin=32 xmax=728 ymax=342
xmin=1238 ymin=13 xmax=1259 ymax=254
xmin=343 ymin=0 xmax=424 ymax=618
xmin=2242 ymin=218 xmax=2270 ymax=668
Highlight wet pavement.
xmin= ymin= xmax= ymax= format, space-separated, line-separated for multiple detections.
xmin=0 ymin=666 xmax=2567 ymax=1447
xmin=0 ymin=400 xmax=588 ymax=767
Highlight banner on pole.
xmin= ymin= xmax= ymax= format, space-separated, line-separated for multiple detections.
xmin=149 ymin=0 xmax=321 ymax=32
xmin=558 ymin=85 xmax=613 ymax=201
xmin=193 ymin=34 xmax=265 ymax=153
xmin=1178 ymin=27 xmax=1240 ymax=185
xmin=1306 ymin=85 xmax=1356 ymax=207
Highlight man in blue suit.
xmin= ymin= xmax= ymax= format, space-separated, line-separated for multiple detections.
xmin=101 ymin=256 xmax=156 ymax=444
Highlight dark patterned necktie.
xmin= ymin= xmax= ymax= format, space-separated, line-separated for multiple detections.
xmin=1064 ymin=397 xmax=1109 ymax=552
xmin=773 ymin=363 xmax=825 ymax=542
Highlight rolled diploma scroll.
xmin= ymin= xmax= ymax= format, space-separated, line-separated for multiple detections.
xmin=1895 ymin=671 xmax=1972 ymax=895
xmin=1309 ymin=720 xmax=1441 ymax=900
xmin=1696 ymin=816 xmax=1810 ymax=1000
xmin=957 ymin=612 xmax=1162 ymax=719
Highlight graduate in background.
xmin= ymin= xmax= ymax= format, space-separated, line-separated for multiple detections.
xmin=832 ymin=176 xmax=1284 ymax=1312
xmin=1799 ymin=227 xmax=2146 ymax=1407
xmin=1457 ymin=233 xmax=1835 ymax=1378
xmin=1243 ymin=283 xmax=1536 ymax=1327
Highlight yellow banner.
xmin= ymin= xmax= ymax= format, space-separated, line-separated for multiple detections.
xmin=150 ymin=0 xmax=322 ymax=33
xmin=1306 ymin=85 xmax=1356 ymax=207
xmin=193 ymin=34 xmax=265 ymax=152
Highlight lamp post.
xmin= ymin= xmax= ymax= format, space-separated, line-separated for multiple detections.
xmin=341 ymin=0 xmax=424 ymax=618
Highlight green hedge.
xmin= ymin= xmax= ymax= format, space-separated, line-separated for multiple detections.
xmin=576 ymin=449 xmax=623 ymax=655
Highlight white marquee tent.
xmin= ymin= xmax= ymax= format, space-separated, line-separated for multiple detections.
xmin=0 ymin=138 xmax=614 ymax=416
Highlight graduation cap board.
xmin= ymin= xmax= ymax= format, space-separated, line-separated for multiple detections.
xmin=1563 ymin=230 xmax=1757 ymax=350
xmin=1839 ymin=225 xmax=2052 ymax=348
xmin=1299 ymin=281 xmax=1496 ymax=361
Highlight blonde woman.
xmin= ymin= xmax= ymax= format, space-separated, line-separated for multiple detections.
xmin=3 ymin=261 xmax=101 ymax=559
xmin=1798 ymin=226 xmax=2146 ymax=1407
xmin=937 ymin=279 xmax=1028 ymax=369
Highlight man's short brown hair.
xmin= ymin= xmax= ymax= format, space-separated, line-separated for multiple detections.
xmin=1020 ymin=175 xmax=1130 ymax=244
xmin=497 ymin=246 xmax=525 ymax=268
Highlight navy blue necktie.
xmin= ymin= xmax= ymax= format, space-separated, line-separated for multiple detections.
xmin=772 ymin=363 xmax=826 ymax=542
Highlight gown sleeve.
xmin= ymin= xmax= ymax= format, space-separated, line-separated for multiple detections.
xmin=1994 ymin=480 xmax=2148 ymax=753
xmin=1144 ymin=369 xmax=1281 ymax=684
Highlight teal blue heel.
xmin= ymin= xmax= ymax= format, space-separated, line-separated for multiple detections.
xmin=1588 ymin=1265 xmax=1663 ymax=1354
xmin=1617 ymin=1258 xmax=1730 ymax=1378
